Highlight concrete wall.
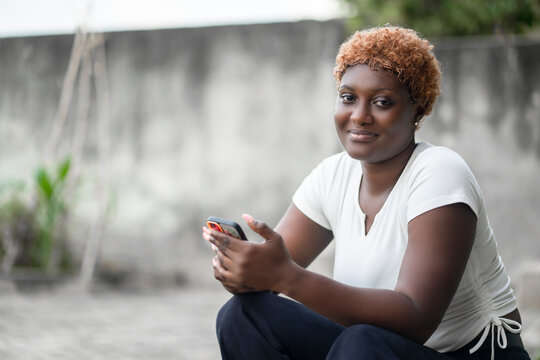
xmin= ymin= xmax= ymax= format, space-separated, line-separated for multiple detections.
xmin=0 ymin=22 xmax=539 ymax=288
xmin=424 ymin=36 xmax=540 ymax=283
xmin=0 ymin=21 xmax=344 ymax=282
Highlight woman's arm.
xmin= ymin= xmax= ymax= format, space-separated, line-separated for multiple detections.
xmin=274 ymin=203 xmax=334 ymax=268
xmin=278 ymin=203 xmax=475 ymax=343
xmin=204 ymin=202 xmax=476 ymax=343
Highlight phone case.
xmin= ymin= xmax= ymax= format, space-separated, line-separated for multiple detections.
xmin=206 ymin=216 xmax=247 ymax=240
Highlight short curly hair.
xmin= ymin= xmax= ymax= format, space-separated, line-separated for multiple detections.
xmin=334 ymin=26 xmax=441 ymax=120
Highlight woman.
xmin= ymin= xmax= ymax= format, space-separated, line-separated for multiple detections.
xmin=202 ymin=26 xmax=530 ymax=359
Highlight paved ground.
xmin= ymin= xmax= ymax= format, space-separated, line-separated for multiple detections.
xmin=0 ymin=284 xmax=231 ymax=360
xmin=1 ymin=281 xmax=538 ymax=360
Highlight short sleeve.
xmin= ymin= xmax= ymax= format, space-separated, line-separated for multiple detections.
xmin=292 ymin=155 xmax=342 ymax=230
xmin=406 ymin=147 xmax=482 ymax=222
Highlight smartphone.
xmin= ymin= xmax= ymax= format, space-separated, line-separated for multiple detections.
xmin=206 ymin=216 xmax=247 ymax=240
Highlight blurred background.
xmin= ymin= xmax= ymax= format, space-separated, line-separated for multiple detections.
xmin=0 ymin=0 xmax=539 ymax=359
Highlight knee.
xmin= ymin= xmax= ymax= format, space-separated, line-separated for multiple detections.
xmin=327 ymin=324 xmax=394 ymax=359
xmin=216 ymin=295 xmax=241 ymax=334
xmin=337 ymin=324 xmax=387 ymax=345
xmin=216 ymin=292 xmax=273 ymax=334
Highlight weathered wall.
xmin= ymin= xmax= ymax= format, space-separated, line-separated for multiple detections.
xmin=424 ymin=36 xmax=540 ymax=283
xmin=0 ymin=22 xmax=539 ymax=288
xmin=0 ymin=21 xmax=344 ymax=282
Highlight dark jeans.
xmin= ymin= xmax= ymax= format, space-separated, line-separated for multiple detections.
xmin=216 ymin=292 xmax=530 ymax=360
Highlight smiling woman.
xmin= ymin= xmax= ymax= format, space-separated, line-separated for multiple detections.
xmin=203 ymin=25 xmax=531 ymax=360
xmin=334 ymin=64 xmax=418 ymax=164
xmin=334 ymin=26 xmax=441 ymax=124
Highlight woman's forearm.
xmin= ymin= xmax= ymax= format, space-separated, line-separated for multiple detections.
xmin=275 ymin=263 xmax=436 ymax=344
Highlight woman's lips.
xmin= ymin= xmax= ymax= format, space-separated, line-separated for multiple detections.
xmin=347 ymin=129 xmax=378 ymax=142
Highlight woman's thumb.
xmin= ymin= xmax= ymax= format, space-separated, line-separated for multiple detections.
xmin=242 ymin=213 xmax=278 ymax=242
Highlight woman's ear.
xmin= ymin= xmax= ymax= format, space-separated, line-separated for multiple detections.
xmin=413 ymin=107 xmax=425 ymax=128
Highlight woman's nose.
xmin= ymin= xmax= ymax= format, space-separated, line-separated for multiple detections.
xmin=350 ymin=102 xmax=373 ymax=125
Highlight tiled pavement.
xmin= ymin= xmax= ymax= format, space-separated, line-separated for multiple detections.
xmin=0 ymin=284 xmax=231 ymax=360
xmin=0 ymin=282 xmax=538 ymax=359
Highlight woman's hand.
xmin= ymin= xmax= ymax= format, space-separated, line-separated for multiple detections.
xmin=202 ymin=214 xmax=295 ymax=294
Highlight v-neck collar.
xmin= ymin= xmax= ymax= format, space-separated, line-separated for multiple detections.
xmin=354 ymin=142 xmax=426 ymax=236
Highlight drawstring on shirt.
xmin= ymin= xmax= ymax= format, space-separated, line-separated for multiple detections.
xmin=469 ymin=317 xmax=522 ymax=360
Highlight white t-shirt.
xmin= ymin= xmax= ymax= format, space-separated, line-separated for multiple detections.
xmin=292 ymin=141 xmax=517 ymax=352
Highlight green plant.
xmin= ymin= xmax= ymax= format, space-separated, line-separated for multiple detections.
xmin=0 ymin=157 xmax=74 ymax=274
xmin=33 ymin=157 xmax=72 ymax=272
xmin=339 ymin=0 xmax=540 ymax=37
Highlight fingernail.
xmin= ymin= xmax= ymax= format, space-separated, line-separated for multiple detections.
xmin=242 ymin=213 xmax=254 ymax=223
xmin=203 ymin=232 xmax=213 ymax=242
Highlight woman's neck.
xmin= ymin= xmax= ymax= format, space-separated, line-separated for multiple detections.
xmin=360 ymin=139 xmax=417 ymax=196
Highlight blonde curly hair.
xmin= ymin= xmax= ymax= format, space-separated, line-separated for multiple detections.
xmin=334 ymin=26 xmax=441 ymax=121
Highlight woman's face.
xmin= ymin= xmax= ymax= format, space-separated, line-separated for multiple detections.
xmin=334 ymin=64 xmax=418 ymax=163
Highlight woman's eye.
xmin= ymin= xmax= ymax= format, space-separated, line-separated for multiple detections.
xmin=372 ymin=98 xmax=393 ymax=107
xmin=340 ymin=94 xmax=355 ymax=103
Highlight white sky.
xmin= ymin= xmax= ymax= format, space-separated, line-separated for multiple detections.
xmin=0 ymin=0 xmax=345 ymax=38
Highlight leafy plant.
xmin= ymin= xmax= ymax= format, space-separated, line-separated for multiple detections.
xmin=0 ymin=157 xmax=74 ymax=275
xmin=339 ymin=0 xmax=540 ymax=37
xmin=33 ymin=157 xmax=72 ymax=272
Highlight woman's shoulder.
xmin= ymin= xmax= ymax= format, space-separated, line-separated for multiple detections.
xmin=407 ymin=141 xmax=479 ymax=192
xmin=412 ymin=141 xmax=471 ymax=171
xmin=405 ymin=142 xmax=483 ymax=219
xmin=415 ymin=141 xmax=464 ymax=159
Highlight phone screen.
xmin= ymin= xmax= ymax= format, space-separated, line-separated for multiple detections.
xmin=216 ymin=223 xmax=242 ymax=239
xmin=207 ymin=216 xmax=247 ymax=240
